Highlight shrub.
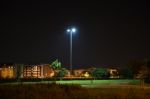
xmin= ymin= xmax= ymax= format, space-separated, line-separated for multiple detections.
xmin=91 ymin=68 xmax=109 ymax=79
xmin=120 ymin=68 xmax=133 ymax=79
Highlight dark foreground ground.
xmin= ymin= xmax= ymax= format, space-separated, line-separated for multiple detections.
xmin=0 ymin=83 xmax=150 ymax=99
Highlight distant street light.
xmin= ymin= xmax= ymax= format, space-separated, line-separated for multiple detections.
xmin=67 ymin=27 xmax=76 ymax=76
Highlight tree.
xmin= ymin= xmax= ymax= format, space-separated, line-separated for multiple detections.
xmin=15 ymin=64 xmax=24 ymax=81
xmin=91 ymin=68 xmax=109 ymax=79
xmin=125 ymin=59 xmax=150 ymax=81
xmin=145 ymin=72 xmax=150 ymax=83
xmin=120 ymin=67 xmax=133 ymax=79
xmin=144 ymin=58 xmax=150 ymax=83
xmin=51 ymin=59 xmax=61 ymax=70
xmin=57 ymin=68 xmax=68 ymax=78
xmin=126 ymin=59 xmax=145 ymax=76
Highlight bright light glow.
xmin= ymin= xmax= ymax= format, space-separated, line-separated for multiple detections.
xmin=67 ymin=27 xmax=76 ymax=33
xmin=72 ymin=28 xmax=76 ymax=32
xmin=67 ymin=29 xmax=71 ymax=32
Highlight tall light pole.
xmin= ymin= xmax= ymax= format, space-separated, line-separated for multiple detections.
xmin=67 ymin=27 xmax=76 ymax=76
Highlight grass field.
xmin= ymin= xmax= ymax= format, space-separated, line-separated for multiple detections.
xmin=0 ymin=83 xmax=150 ymax=99
xmin=56 ymin=79 xmax=141 ymax=85
xmin=1 ymin=79 xmax=141 ymax=86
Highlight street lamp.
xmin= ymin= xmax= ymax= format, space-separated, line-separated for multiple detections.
xmin=67 ymin=27 xmax=76 ymax=76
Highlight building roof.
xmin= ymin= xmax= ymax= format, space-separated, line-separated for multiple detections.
xmin=0 ymin=63 xmax=14 ymax=67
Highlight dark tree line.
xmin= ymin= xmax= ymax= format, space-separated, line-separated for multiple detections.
xmin=119 ymin=58 xmax=150 ymax=83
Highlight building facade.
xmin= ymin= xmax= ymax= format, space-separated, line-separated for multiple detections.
xmin=0 ymin=63 xmax=55 ymax=79
xmin=0 ymin=63 xmax=15 ymax=78
xmin=0 ymin=63 xmax=120 ymax=79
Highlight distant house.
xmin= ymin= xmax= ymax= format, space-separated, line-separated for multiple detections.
xmin=23 ymin=64 xmax=55 ymax=78
xmin=23 ymin=64 xmax=42 ymax=78
xmin=0 ymin=63 xmax=15 ymax=78
xmin=0 ymin=63 xmax=55 ymax=79
xmin=108 ymin=68 xmax=119 ymax=78
xmin=73 ymin=67 xmax=119 ymax=78
xmin=73 ymin=69 xmax=85 ymax=77
xmin=43 ymin=64 xmax=55 ymax=78
xmin=73 ymin=69 xmax=91 ymax=77
xmin=0 ymin=63 xmax=120 ymax=79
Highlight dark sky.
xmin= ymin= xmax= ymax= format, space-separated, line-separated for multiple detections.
xmin=0 ymin=1 xmax=150 ymax=68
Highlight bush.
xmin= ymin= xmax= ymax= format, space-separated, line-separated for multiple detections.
xmin=57 ymin=68 xmax=68 ymax=78
xmin=144 ymin=72 xmax=150 ymax=83
xmin=91 ymin=68 xmax=109 ymax=79
xmin=120 ymin=68 xmax=133 ymax=79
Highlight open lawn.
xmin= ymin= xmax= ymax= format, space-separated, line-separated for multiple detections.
xmin=56 ymin=79 xmax=140 ymax=85
xmin=0 ymin=83 xmax=150 ymax=99
xmin=0 ymin=79 xmax=141 ymax=86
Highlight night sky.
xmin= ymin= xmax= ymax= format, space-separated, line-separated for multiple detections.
xmin=0 ymin=1 xmax=150 ymax=68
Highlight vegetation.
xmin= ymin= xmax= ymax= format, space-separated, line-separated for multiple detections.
xmin=145 ymin=72 xmax=150 ymax=83
xmin=126 ymin=59 xmax=145 ymax=76
xmin=0 ymin=79 xmax=140 ymax=85
xmin=119 ymin=67 xmax=133 ymax=79
xmin=16 ymin=64 xmax=24 ymax=80
xmin=124 ymin=58 xmax=150 ymax=83
xmin=51 ymin=59 xmax=62 ymax=70
xmin=144 ymin=59 xmax=150 ymax=83
xmin=91 ymin=68 xmax=109 ymax=79
xmin=57 ymin=68 xmax=68 ymax=78
xmin=0 ymin=83 xmax=150 ymax=99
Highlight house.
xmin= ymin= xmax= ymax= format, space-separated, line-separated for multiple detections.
xmin=73 ymin=69 xmax=91 ymax=77
xmin=23 ymin=64 xmax=42 ymax=78
xmin=0 ymin=63 xmax=120 ymax=79
xmin=23 ymin=64 xmax=55 ymax=78
xmin=43 ymin=64 xmax=55 ymax=78
xmin=108 ymin=68 xmax=119 ymax=78
xmin=73 ymin=69 xmax=86 ymax=77
xmin=0 ymin=63 xmax=15 ymax=78
xmin=0 ymin=63 xmax=55 ymax=79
